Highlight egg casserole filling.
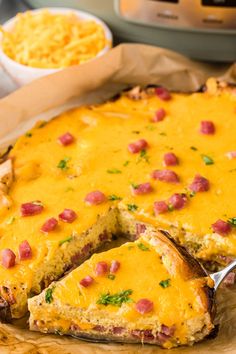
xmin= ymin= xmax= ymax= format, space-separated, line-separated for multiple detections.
xmin=0 ymin=78 xmax=235 ymax=319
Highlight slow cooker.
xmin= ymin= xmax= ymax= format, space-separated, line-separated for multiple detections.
xmin=23 ymin=0 xmax=236 ymax=62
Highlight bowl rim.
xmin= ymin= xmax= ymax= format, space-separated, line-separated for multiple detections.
xmin=0 ymin=7 xmax=113 ymax=73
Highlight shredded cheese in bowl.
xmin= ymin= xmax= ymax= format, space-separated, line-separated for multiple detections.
xmin=0 ymin=10 xmax=111 ymax=69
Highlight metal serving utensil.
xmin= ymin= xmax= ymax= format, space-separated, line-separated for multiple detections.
xmin=210 ymin=259 xmax=236 ymax=290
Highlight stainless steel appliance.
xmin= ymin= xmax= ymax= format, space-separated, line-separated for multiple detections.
xmin=23 ymin=0 xmax=236 ymax=61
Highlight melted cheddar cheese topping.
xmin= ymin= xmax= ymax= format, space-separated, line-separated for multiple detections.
xmin=29 ymin=235 xmax=212 ymax=348
xmin=0 ymin=82 xmax=235 ymax=305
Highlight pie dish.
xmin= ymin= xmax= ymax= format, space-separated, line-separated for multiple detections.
xmin=0 ymin=78 xmax=235 ymax=342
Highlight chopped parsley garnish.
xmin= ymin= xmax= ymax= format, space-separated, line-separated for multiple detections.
xmin=131 ymin=182 xmax=139 ymax=189
xmin=59 ymin=236 xmax=73 ymax=246
xmin=137 ymin=243 xmax=150 ymax=251
xmin=189 ymin=191 xmax=196 ymax=198
xmin=45 ymin=287 xmax=55 ymax=304
xmin=132 ymin=130 xmax=140 ymax=134
xmin=57 ymin=157 xmax=70 ymax=170
xmin=25 ymin=132 xmax=32 ymax=137
xmin=168 ymin=204 xmax=174 ymax=211
xmin=201 ymin=154 xmax=214 ymax=165
xmin=159 ymin=132 xmax=167 ymax=136
xmin=137 ymin=149 xmax=150 ymax=164
xmin=127 ymin=204 xmax=138 ymax=212
xmin=107 ymin=274 xmax=116 ymax=280
xmin=159 ymin=279 xmax=171 ymax=288
xmin=97 ymin=289 xmax=133 ymax=307
xmin=228 ymin=217 xmax=236 ymax=227
xmin=123 ymin=160 xmax=130 ymax=167
xmin=65 ymin=186 xmax=74 ymax=192
xmin=145 ymin=125 xmax=156 ymax=131
xmin=108 ymin=194 xmax=122 ymax=201
xmin=190 ymin=146 xmax=198 ymax=151
xmin=107 ymin=168 xmax=122 ymax=174
xmin=5 ymin=216 xmax=15 ymax=225
xmin=38 ymin=121 xmax=47 ymax=128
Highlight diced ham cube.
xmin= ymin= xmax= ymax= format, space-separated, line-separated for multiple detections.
xmin=154 ymin=201 xmax=169 ymax=215
xmin=136 ymin=223 xmax=146 ymax=237
xmin=131 ymin=182 xmax=152 ymax=195
xmin=112 ymin=327 xmax=125 ymax=335
xmin=80 ymin=275 xmax=94 ymax=287
xmin=152 ymin=108 xmax=166 ymax=122
xmin=84 ymin=191 xmax=106 ymax=205
xmin=156 ymin=332 xmax=171 ymax=344
xmin=58 ymin=132 xmax=74 ymax=146
xmin=1 ymin=249 xmax=16 ymax=268
xmin=163 ymin=152 xmax=178 ymax=166
xmin=128 ymin=139 xmax=148 ymax=154
xmin=40 ymin=217 xmax=58 ymax=233
xmin=169 ymin=193 xmax=187 ymax=210
xmin=200 ymin=121 xmax=215 ymax=135
xmin=19 ymin=240 xmax=32 ymax=260
xmin=59 ymin=209 xmax=77 ymax=223
xmin=226 ymin=151 xmax=236 ymax=159
xmin=155 ymin=87 xmax=171 ymax=101
xmin=161 ymin=324 xmax=176 ymax=336
xmin=95 ymin=261 xmax=108 ymax=276
xmin=110 ymin=260 xmax=120 ymax=273
xmin=222 ymin=272 xmax=235 ymax=286
xmin=135 ymin=298 xmax=154 ymax=314
xmin=20 ymin=201 xmax=44 ymax=217
xmin=93 ymin=325 xmax=105 ymax=332
xmin=151 ymin=169 xmax=179 ymax=183
xmin=212 ymin=219 xmax=231 ymax=236
xmin=189 ymin=174 xmax=210 ymax=193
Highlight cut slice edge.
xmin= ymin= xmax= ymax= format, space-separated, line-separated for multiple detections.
xmin=28 ymin=230 xmax=215 ymax=349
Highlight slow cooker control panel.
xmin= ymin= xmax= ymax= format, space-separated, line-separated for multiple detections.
xmin=116 ymin=0 xmax=236 ymax=30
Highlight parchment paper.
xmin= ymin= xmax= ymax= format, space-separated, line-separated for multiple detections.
xmin=0 ymin=43 xmax=235 ymax=354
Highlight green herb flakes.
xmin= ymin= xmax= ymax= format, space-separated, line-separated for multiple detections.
xmin=228 ymin=217 xmax=236 ymax=227
xmin=108 ymin=194 xmax=122 ymax=201
xmin=137 ymin=243 xmax=150 ymax=251
xmin=145 ymin=125 xmax=156 ymax=131
xmin=25 ymin=132 xmax=32 ymax=137
xmin=59 ymin=236 xmax=73 ymax=246
xmin=123 ymin=160 xmax=130 ymax=167
xmin=57 ymin=157 xmax=70 ymax=170
xmin=132 ymin=131 xmax=140 ymax=134
xmin=38 ymin=121 xmax=47 ymax=128
xmin=5 ymin=216 xmax=15 ymax=225
xmin=201 ymin=155 xmax=214 ymax=165
xmin=137 ymin=149 xmax=150 ymax=164
xmin=97 ymin=289 xmax=133 ymax=307
xmin=190 ymin=146 xmax=198 ymax=151
xmin=159 ymin=279 xmax=171 ymax=288
xmin=168 ymin=204 xmax=174 ymax=212
xmin=189 ymin=191 xmax=196 ymax=198
xmin=108 ymin=274 xmax=116 ymax=280
xmin=45 ymin=287 xmax=55 ymax=304
xmin=159 ymin=132 xmax=167 ymax=136
xmin=107 ymin=168 xmax=122 ymax=174
xmin=131 ymin=182 xmax=139 ymax=189
xmin=127 ymin=204 xmax=138 ymax=212
xmin=65 ymin=186 xmax=74 ymax=192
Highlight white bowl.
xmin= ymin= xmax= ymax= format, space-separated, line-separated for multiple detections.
xmin=0 ymin=8 xmax=113 ymax=86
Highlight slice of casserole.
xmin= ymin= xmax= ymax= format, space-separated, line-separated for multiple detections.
xmin=28 ymin=231 xmax=215 ymax=348
xmin=0 ymin=78 xmax=235 ymax=321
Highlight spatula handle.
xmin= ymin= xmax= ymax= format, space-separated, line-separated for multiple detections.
xmin=210 ymin=259 xmax=236 ymax=290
